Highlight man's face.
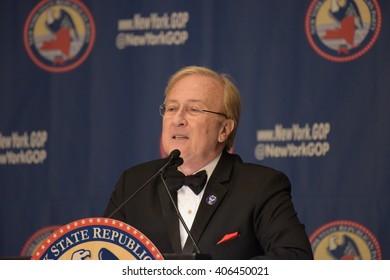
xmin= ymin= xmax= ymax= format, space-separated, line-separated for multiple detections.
xmin=161 ymin=74 xmax=229 ymax=168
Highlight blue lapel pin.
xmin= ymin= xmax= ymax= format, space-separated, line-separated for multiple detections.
xmin=206 ymin=195 xmax=217 ymax=205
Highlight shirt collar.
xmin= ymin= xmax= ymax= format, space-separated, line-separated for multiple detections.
xmin=195 ymin=153 xmax=222 ymax=184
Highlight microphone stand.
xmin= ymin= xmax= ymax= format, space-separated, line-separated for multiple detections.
xmin=160 ymin=173 xmax=212 ymax=259
xmin=107 ymin=150 xmax=181 ymax=219
xmin=160 ymin=173 xmax=201 ymax=254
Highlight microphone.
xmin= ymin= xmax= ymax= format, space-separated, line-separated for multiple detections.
xmin=160 ymin=172 xmax=202 ymax=254
xmin=170 ymin=150 xmax=183 ymax=167
xmin=172 ymin=156 xmax=183 ymax=167
xmin=107 ymin=149 xmax=182 ymax=219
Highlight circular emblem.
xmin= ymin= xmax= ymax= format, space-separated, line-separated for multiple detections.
xmin=20 ymin=225 xmax=60 ymax=256
xmin=206 ymin=195 xmax=217 ymax=205
xmin=305 ymin=0 xmax=381 ymax=62
xmin=23 ymin=0 xmax=96 ymax=72
xmin=310 ymin=220 xmax=382 ymax=259
xmin=31 ymin=218 xmax=164 ymax=260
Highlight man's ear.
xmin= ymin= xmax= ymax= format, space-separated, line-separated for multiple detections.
xmin=218 ymin=119 xmax=235 ymax=143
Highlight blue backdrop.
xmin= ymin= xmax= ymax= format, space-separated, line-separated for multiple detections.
xmin=1 ymin=0 xmax=388 ymax=259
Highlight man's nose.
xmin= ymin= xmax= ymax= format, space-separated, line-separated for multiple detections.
xmin=172 ymin=107 xmax=187 ymax=125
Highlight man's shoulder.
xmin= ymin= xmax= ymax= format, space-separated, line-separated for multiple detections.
xmin=123 ymin=157 xmax=167 ymax=176
xmin=225 ymin=152 xmax=288 ymax=179
xmin=224 ymin=152 xmax=281 ymax=171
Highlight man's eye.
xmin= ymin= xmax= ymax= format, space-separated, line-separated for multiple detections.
xmin=189 ymin=107 xmax=201 ymax=113
xmin=166 ymin=106 xmax=178 ymax=112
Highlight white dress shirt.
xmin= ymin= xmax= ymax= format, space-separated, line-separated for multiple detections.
xmin=177 ymin=153 xmax=222 ymax=248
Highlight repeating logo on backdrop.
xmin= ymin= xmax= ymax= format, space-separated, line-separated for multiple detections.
xmin=24 ymin=0 xmax=96 ymax=72
xmin=310 ymin=220 xmax=382 ymax=259
xmin=20 ymin=225 xmax=60 ymax=257
xmin=305 ymin=0 xmax=381 ymax=62
xmin=31 ymin=218 xmax=164 ymax=260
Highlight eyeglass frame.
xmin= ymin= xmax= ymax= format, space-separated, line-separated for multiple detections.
xmin=159 ymin=103 xmax=228 ymax=118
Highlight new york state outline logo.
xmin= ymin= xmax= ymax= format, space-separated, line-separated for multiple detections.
xmin=305 ymin=0 xmax=381 ymax=62
xmin=24 ymin=0 xmax=96 ymax=72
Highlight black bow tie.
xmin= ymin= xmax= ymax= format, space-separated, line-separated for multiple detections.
xmin=163 ymin=168 xmax=208 ymax=195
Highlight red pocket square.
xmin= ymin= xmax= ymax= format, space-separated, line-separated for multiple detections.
xmin=217 ymin=232 xmax=240 ymax=245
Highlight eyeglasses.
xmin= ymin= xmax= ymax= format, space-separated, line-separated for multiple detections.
xmin=159 ymin=104 xmax=228 ymax=118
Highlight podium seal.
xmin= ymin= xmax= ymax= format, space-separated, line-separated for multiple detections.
xmin=31 ymin=217 xmax=164 ymax=260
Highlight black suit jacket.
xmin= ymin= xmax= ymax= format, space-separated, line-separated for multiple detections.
xmin=103 ymin=151 xmax=313 ymax=259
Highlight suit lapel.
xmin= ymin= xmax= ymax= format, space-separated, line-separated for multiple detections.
xmin=157 ymin=179 xmax=182 ymax=253
xmin=182 ymin=151 xmax=236 ymax=253
xmin=182 ymin=177 xmax=228 ymax=253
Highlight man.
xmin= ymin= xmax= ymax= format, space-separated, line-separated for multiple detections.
xmin=104 ymin=66 xmax=313 ymax=259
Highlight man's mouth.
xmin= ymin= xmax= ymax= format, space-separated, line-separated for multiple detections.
xmin=173 ymin=135 xmax=189 ymax=140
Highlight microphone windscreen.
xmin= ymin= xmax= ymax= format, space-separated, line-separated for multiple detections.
xmin=173 ymin=157 xmax=184 ymax=167
xmin=169 ymin=149 xmax=181 ymax=159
